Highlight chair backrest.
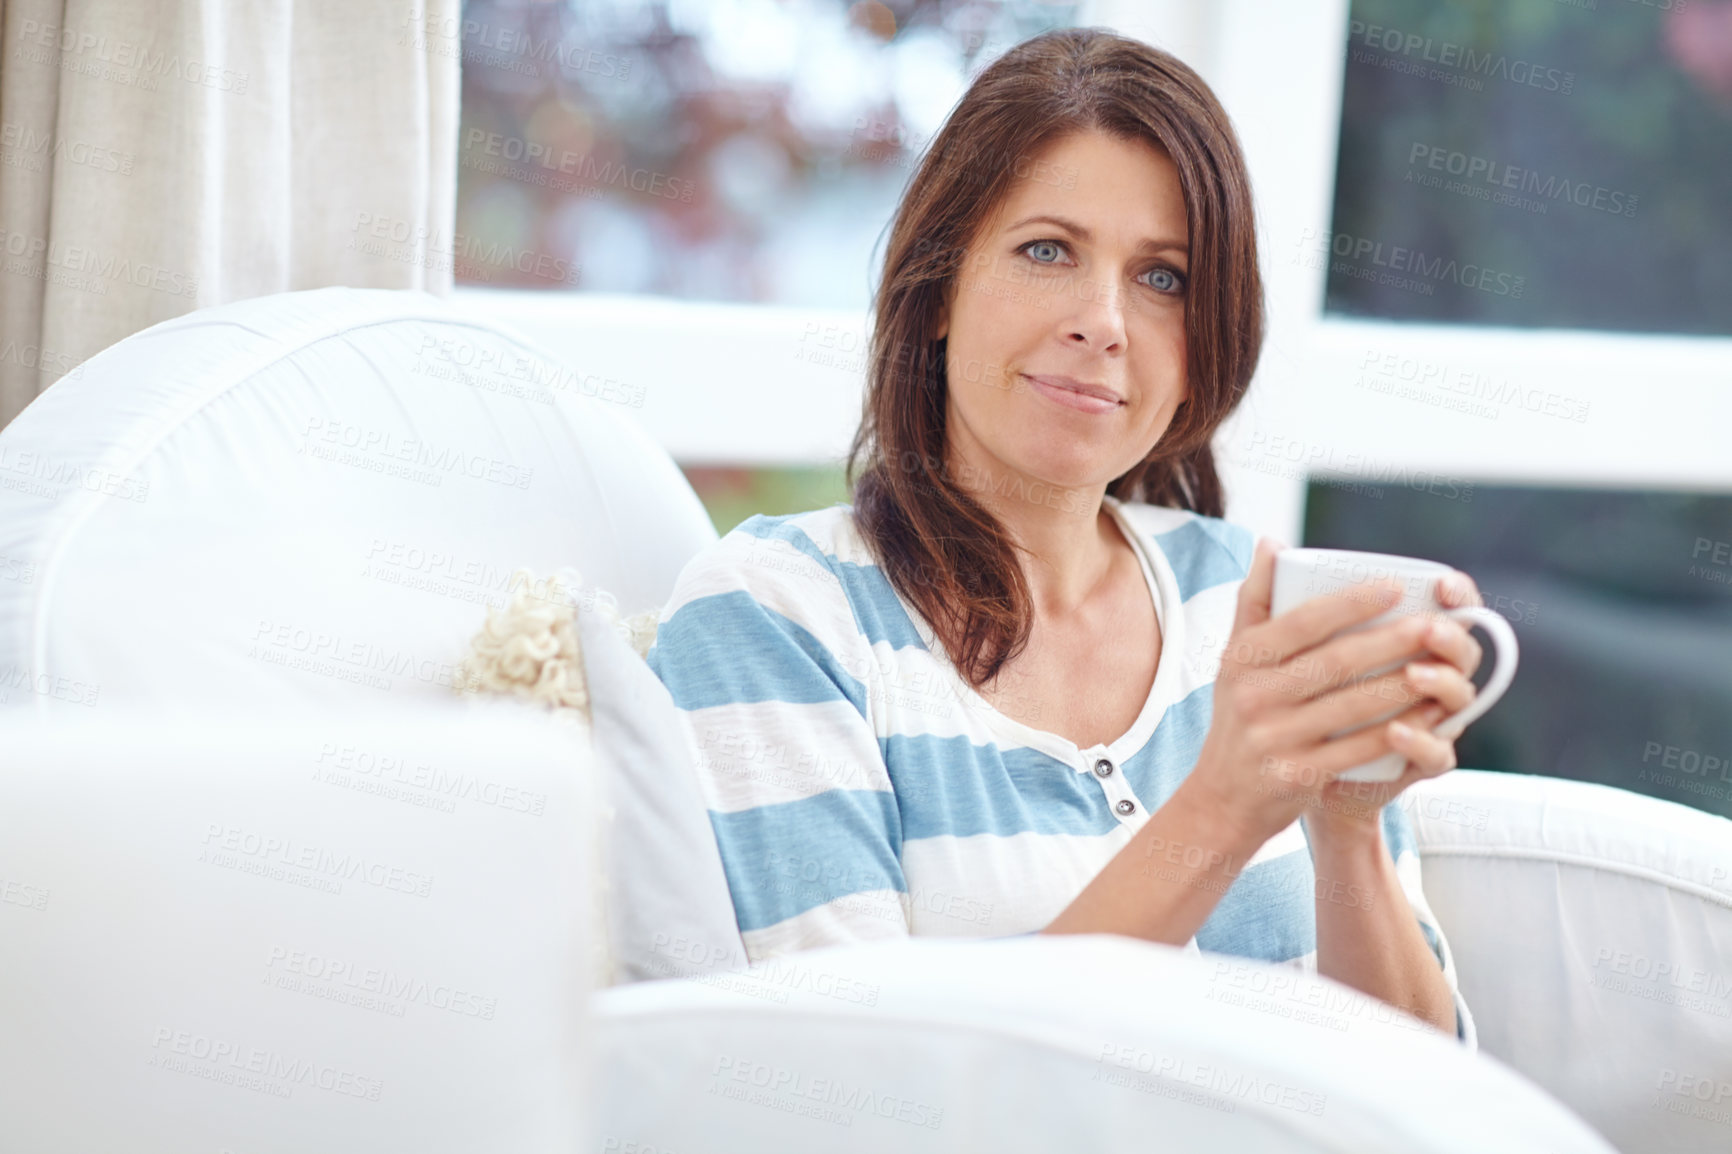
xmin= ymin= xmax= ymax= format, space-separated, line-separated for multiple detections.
xmin=593 ymin=934 xmax=1617 ymax=1154
xmin=1404 ymin=769 xmax=1732 ymax=1154
xmin=0 ymin=704 xmax=592 ymax=1153
xmin=0 ymin=286 xmax=717 ymax=718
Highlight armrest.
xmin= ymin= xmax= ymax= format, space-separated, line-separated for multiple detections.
xmin=593 ymin=934 xmax=1614 ymax=1153
xmin=1404 ymin=769 xmax=1732 ymax=1154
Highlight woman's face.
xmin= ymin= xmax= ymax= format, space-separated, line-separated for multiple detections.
xmin=936 ymin=129 xmax=1190 ymax=504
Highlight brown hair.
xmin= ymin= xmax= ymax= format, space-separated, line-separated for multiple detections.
xmin=844 ymin=27 xmax=1264 ymax=691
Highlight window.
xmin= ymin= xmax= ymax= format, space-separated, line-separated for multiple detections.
xmin=1304 ymin=479 xmax=1732 ymax=819
xmin=1324 ymin=0 xmax=1732 ymax=335
xmin=453 ymin=0 xmax=1079 ymax=306
xmin=452 ymin=0 xmax=1080 ymax=525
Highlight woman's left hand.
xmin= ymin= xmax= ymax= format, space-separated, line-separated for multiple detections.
xmin=1305 ymin=571 xmax=1487 ymax=839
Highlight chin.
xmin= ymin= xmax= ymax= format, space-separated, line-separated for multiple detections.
xmin=1004 ymin=447 xmax=1110 ymax=494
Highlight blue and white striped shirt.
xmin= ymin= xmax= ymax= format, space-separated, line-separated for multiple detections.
xmin=646 ymin=494 xmax=1474 ymax=1045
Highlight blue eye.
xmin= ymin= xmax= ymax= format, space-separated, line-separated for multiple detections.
xmin=1142 ymin=266 xmax=1186 ymax=294
xmin=1020 ymin=240 xmax=1065 ymax=264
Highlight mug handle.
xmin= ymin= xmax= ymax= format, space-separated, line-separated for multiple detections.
xmin=1430 ymin=606 xmax=1520 ymax=741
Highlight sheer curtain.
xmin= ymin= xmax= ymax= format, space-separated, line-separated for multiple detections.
xmin=0 ymin=0 xmax=459 ymax=428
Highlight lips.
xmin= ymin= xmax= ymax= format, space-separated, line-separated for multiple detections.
xmin=1021 ymin=373 xmax=1125 ymax=413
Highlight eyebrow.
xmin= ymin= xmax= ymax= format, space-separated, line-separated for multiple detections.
xmin=1004 ymin=213 xmax=1188 ymax=255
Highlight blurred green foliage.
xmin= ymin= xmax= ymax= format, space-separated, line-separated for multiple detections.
xmin=680 ymin=464 xmax=853 ymax=536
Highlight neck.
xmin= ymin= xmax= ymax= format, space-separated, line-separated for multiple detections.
xmin=945 ymin=444 xmax=1121 ymax=618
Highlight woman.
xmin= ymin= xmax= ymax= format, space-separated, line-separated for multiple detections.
xmin=646 ymin=28 xmax=1481 ymax=1045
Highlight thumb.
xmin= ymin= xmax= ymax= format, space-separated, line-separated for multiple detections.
xmin=1232 ymin=536 xmax=1282 ymax=633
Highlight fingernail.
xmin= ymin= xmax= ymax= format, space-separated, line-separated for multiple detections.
xmin=1407 ymin=663 xmax=1438 ymax=683
xmin=1390 ymin=721 xmax=1414 ymax=740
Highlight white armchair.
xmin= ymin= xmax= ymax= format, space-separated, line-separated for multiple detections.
xmin=1 ymin=287 xmax=1725 ymax=1152
xmin=0 ymin=285 xmax=716 ymax=718
xmin=1397 ymin=768 xmax=1732 ymax=1153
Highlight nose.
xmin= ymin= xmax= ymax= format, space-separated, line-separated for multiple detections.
xmin=1061 ymin=275 xmax=1127 ymax=354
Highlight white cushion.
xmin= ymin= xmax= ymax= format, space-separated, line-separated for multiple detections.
xmin=0 ymin=286 xmax=716 ymax=719
xmin=1404 ymin=770 xmax=1732 ymax=1154
xmin=593 ymin=934 xmax=1614 ymax=1153
xmin=574 ymin=595 xmax=747 ymax=984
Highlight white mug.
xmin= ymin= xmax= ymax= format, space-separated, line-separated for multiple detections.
xmin=1270 ymin=547 xmax=1520 ymax=783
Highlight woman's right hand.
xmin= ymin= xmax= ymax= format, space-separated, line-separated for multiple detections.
xmin=1179 ymin=538 xmax=1454 ymax=848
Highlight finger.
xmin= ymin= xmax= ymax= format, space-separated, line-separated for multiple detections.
xmin=1265 ymin=663 xmax=1456 ymax=752
xmin=1273 ymin=613 xmax=1432 ymax=698
xmin=1248 ymin=578 xmax=1406 ymax=668
xmin=1269 ymin=672 xmax=1427 ymax=748
xmin=1403 ymin=661 xmax=1476 ymax=714
xmin=1422 ymin=616 xmax=1484 ymax=680
xmin=1232 ymin=537 xmax=1282 ymax=634
xmin=1436 ymin=571 xmax=1483 ymax=610
xmin=1273 ymin=700 xmax=1448 ymax=781
xmin=1388 ymin=716 xmax=1457 ymax=777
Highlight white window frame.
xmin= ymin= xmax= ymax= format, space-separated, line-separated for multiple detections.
xmin=454 ymin=0 xmax=1732 ymax=545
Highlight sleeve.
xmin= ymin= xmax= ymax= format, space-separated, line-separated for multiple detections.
xmin=644 ymin=519 xmax=911 ymax=964
xmin=1381 ymin=803 xmax=1477 ymax=1050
